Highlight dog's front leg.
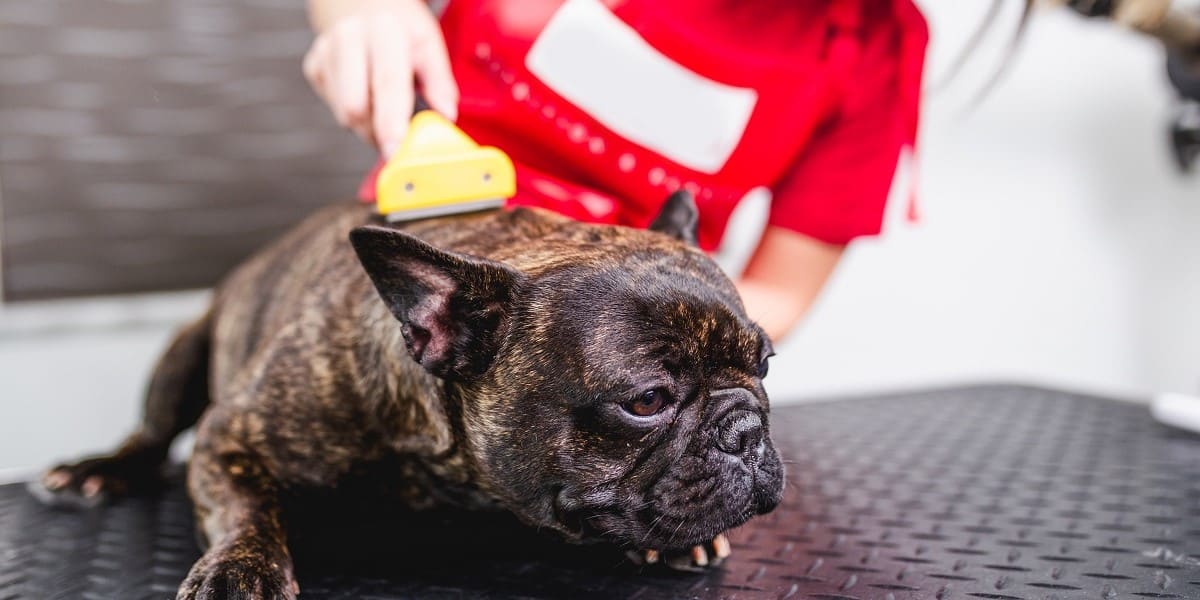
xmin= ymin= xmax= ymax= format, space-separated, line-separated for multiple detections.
xmin=177 ymin=445 xmax=297 ymax=600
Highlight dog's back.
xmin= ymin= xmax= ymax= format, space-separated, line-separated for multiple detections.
xmin=207 ymin=202 xmax=381 ymax=397
xmin=206 ymin=202 xmax=595 ymax=402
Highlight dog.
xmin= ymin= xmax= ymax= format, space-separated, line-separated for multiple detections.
xmin=33 ymin=190 xmax=784 ymax=599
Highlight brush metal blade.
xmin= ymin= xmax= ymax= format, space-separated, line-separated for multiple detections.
xmin=382 ymin=198 xmax=506 ymax=223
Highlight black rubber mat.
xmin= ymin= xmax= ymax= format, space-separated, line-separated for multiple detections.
xmin=2 ymin=385 xmax=1199 ymax=599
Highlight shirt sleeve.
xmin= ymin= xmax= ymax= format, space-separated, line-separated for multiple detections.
xmin=768 ymin=5 xmax=928 ymax=245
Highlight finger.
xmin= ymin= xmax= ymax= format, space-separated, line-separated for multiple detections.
xmin=306 ymin=38 xmax=352 ymax=138
xmin=302 ymin=36 xmax=330 ymax=96
xmin=350 ymin=120 xmax=376 ymax=148
xmin=369 ymin=21 xmax=414 ymax=157
xmin=411 ymin=30 xmax=459 ymax=121
xmin=329 ymin=23 xmax=371 ymax=132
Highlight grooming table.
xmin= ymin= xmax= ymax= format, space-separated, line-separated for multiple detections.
xmin=1 ymin=385 xmax=1198 ymax=599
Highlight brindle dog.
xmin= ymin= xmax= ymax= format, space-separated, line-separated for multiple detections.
xmin=33 ymin=191 xmax=784 ymax=599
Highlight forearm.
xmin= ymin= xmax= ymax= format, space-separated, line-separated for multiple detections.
xmin=308 ymin=0 xmax=357 ymax=31
xmin=736 ymin=279 xmax=810 ymax=342
xmin=308 ymin=0 xmax=425 ymax=32
xmin=735 ymin=226 xmax=844 ymax=341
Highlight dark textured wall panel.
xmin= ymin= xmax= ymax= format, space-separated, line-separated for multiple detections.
xmin=0 ymin=0 xmax=376 ymax=300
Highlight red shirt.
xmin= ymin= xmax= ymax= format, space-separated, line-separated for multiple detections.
xmin=361 ymin=0 xmax=928 ymax=251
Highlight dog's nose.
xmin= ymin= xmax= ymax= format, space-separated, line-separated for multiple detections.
xmin=716 ymin=410 xmax=763 ymax=456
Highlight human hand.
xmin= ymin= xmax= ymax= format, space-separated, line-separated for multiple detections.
xmin=304 ymin=0 xmax=459 ymax=156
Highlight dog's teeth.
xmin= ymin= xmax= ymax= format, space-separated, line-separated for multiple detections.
xmin=644 ymin=549 xmax=660 ymax=564
xmin=691 ymin=545 xmax=709 ymax=566
xmin=712 ymin=533 xmax=732 ymax=558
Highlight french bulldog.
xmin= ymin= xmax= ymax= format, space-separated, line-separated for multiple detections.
xmin=33 ymin=191 xmax=784 ymax=599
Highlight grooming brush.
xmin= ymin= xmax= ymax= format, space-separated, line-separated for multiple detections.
xmin=375 ymin=96 xmax=516 ymax=222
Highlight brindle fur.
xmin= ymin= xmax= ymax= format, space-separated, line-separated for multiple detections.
xmin=37 ymin=198 xmax=783 ymax=600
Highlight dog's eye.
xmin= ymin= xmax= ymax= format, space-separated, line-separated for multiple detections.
xmin=622 ymin=389 xmax=669 ymax=417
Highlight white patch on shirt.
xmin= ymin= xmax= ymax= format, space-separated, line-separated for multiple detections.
xmin=526 ymin=0 xmax=757 ymax=174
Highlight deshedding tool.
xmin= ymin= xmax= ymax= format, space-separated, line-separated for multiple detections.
xmin=376 ymin=97 xmax=516 ymax=222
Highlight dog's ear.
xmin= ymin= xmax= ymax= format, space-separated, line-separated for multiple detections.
xmin=349 ymin=225 xmax=525 ymax=380
xmin=649 ymin=189 xmax=699 ymax=246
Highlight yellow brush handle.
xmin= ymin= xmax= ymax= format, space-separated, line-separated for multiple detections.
xmin=376 ymin=108 xmax=516 ymax=217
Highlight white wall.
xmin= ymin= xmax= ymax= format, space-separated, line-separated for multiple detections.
xmin=753 ymin=0 xmax=1200 ymax=401
xmin=3 ymin=1 xmax=1199 ymax=477
xmin=0 ymin=293 xmax=207 ymax=480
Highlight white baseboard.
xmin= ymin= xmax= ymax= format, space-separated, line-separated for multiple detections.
xmin=0 ymin=289 xmax=211 ymax=338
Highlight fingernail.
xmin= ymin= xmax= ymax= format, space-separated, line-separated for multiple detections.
xmin=82 ymin=476 xmax=103 ymax=497
xmin=382 ymin=142 xmax=399 ymax=158
xmin=43 ymin=471 xmax=68 ymax=490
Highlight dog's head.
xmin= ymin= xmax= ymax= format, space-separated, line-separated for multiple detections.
xmin=349 ymin=192 xmax=783 ymax=551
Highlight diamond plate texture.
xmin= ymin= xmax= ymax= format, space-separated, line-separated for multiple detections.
xmin=1 ymin=385 xmax=1198 ymax=599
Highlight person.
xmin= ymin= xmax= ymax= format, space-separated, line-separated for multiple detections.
xmin=304 ymin=0 xmax=928 ymax=341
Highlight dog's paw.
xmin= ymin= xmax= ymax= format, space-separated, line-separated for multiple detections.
xmin=627 ymin=532 xmax=732 ymax=572
xmin=30 ymin=453 xmax=161 ymax=509
xmin=176 ymin=547 xmax=298 ymax=600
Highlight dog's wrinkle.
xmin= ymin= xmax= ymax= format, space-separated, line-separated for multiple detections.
xmin=660 ymin=474 xmax=745 ymax=518
xmin=553 ymin=490 xmax=625 ymax=542
xmin=663 ymin=459 xmax=719 ymax=487
xmin=621 ymin=422 xmax=679 ymax=486
xmin=554 ymin=481 xmax=618 ymax=514
xmin=643 ymin=446 xmax=755 ymax=539
xmin=676 ymin=475 xmax=720 ymax=508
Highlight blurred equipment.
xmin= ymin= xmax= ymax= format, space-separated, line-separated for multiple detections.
xmin=1062 ymin=0 xmax=1200 ymax=48
xmin=375 ymin=97 xmax=516 ymax=222
xmin=1060 ymin=0 xmax=1200 ymax=171
xmin=1151 ymin=392 xmax=1200 ymax=433
xmin=1167 ymin=48 xmax=1200 ymax=170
